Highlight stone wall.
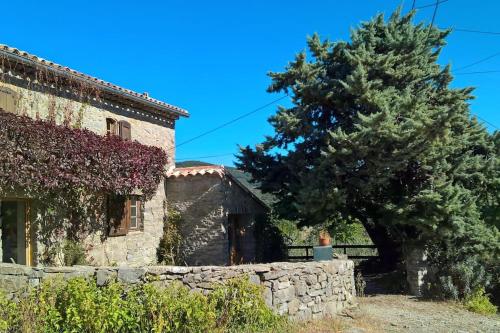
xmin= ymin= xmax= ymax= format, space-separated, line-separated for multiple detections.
xmin=0 ymin=70 xmax=178 ymax=267
xmin=167 ymin=174 xmax=228 ymax=265
xmin=0 ymin=260 xmax=356 ymax=320
xmin=405 ymin=245 xmax=431 ymax=296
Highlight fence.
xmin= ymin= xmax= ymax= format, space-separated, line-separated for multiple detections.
xmin=286 ymin=244 xmax=378 ymax=261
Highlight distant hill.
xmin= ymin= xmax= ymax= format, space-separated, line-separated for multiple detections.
xmin=175 ymin=161 xmax=274 ymax=206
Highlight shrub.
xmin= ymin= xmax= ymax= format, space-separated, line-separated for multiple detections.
xmin=210 ymin=276 xmax=285 ymax=332
xmin=62 ymin=240 xmax=88 ymax=266
xmin=464 ymin=288 xmax=498 ymax=315
xmin=0 ymin=276 xmax=284 ymax=333
xmin=424 ymin=243 xmax=495 ymax=301
xmin=157 ymin=206 xmax=184 ymax=265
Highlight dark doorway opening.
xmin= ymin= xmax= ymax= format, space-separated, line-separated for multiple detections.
xmin=228 ymin=214 xmax=244 ymax=265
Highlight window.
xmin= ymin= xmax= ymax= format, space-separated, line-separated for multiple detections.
xmin=106 ymin=119 xmax=131 ymax=140
xmin=118 ymin=120 xmax=131 ymax=141
xmin=130 ymin=197 xmax=139 ymax=230
xmin=106 ymin=118 xmax=117 ymax=136
xmin=108 ymin=195 xmax=142 ymax=236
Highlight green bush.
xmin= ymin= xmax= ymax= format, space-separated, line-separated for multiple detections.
xmin=157 ymin=206 xmax=184 ymax=265
xmin=424 ymin=245 xmax=494 ymax=301
xmin=209 ymin=276 xmax=285 ymax=332
xmin=0 ymin=275 xmax=284 ymax=333
xmin=464 ymin=288 xmax=498 ymax=315
xmin=62 ymin=240 xmax=88 ymax=266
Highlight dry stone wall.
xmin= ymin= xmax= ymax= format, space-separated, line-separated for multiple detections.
xmin=0 ymin=260 xmax=356 ymax=320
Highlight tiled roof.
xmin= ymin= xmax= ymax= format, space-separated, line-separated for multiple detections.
xmin=167 ymin=165 xmax=269 ymax=210
xmin=167 ymin=165 xmax=226 ymax=178
xmin=0 ymin=44 xmax=188 ymax=118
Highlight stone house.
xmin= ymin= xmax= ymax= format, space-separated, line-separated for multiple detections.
xmin=0 ymin=45 xmax=274 ymax=268
xmin=0 ymin=44 xmax=188 ymax=267
xmin=167 ymin=166 xmax=269 ymax=266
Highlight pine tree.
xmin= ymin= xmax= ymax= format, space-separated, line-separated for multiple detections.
xmin=237 ymin=9 xmax=499 ymax=266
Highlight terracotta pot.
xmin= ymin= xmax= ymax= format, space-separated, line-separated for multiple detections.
xmin=319 ymin=237 xmax=330 ymax=246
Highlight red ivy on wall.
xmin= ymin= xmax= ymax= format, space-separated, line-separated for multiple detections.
xmin=0 ymin=109 xmax=168 ymax=202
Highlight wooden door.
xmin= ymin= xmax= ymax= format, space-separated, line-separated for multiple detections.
xmin=228 ymin=214 xmax=242 ymax=265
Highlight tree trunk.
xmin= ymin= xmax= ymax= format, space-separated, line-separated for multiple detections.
xmin=362 ymin=219 xmax=402 ymax=270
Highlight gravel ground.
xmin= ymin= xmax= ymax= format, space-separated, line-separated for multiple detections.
xmin=290 ymin=295 xmax=499 ymax=333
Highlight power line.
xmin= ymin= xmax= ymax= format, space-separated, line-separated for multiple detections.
xmin=455 ymin=70 xmax=500 ymax=75
xmin=176 ymin=153 xmax=235 ymax=161
xmin=476 ymin=115 xmax=499 ymax=130
xmin=425 ymin=0 xmax=441 ymax=40
xmin=428 ymin=0 xmax=440 ymax=28
xmin=174 ymin=95 xmax=288 ymax=150
xmin=452 ymin=28 xmax=500 ymax=36
xmin=415 ymin=0 xmax=448 ymax=10
xmin=412 ymin=0 xmax=417 ymax=10
xmin=454 ymin=51 xmax=500 ymax=71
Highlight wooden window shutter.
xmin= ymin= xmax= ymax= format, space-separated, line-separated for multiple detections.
xmin=118 ymin=120 xmax=131 ymax=141
xmin=108 ymin=195 xmax=130 ymax=236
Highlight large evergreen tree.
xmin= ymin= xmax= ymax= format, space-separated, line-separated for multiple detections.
xmin=237 ymin=10 xmax=499 ymax=266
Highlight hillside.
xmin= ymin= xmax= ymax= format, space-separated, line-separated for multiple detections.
xmin=175 ymin=161 xmax=274 ymax=205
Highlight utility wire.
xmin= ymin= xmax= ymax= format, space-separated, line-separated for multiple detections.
xmin=455 ymin=70 xmax=500 ymax=75
xmin=454 ymin=51 xmax=500 ymax=71
xmin=476 ymin=115 xmax=499 ymax=130
xmin=174 ymin=95 xmax=288 ymax=150
xmin=416 ymin=0 xmax=448 ymax=10
xmin=412 ymin=0 xmax=417 ymax=9
xmin=452 ymin=28 xmax=500 ymax=36
xmin=428 ymin=0 xmax=440 ymax=29
xmin=176 ymin=153 xmax=235 ymax=161
xmin=425 ymin=0 xmax=441 ymax=40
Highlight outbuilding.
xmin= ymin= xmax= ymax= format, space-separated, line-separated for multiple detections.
xmin=166 ymin=166 xmax=269 ymax=266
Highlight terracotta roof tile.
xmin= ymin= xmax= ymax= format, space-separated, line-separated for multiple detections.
xmin=0 ymin=44 xmax=188 ymax=118
xmin=167 ymin=165 xmax=269 ymax=210
xmin=167 ymin=165 xmax=226 ymax=178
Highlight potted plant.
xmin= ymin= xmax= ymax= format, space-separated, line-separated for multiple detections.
xmin=319 ymin=229 xmax=331 ymax=246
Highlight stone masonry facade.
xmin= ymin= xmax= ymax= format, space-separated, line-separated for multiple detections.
xmin=0 ymin=53 xmax=180 ymax=267
xmin=0 ymin=259 xmax=356 ymax=320
xmin=167 ymin=169 xmax=268 ymax=266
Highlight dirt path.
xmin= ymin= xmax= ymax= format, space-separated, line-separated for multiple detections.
xmin=343 ymin=295 xmax=499 ymax=333
xmin=291 ymin=295 xmax=499 ymax=333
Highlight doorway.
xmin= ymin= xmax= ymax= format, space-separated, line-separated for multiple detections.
xmin=228 ymin=214 xmax=244 ymax=265
xmin=0 ymin=200 xmax=29 ymax=265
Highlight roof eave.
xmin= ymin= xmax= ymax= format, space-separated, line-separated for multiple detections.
xmin=0 ymin=48 xmax=189 ymax=118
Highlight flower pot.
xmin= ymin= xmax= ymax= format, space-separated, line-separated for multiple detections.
xmin=319 ymin=237 xmax=330 ymax=246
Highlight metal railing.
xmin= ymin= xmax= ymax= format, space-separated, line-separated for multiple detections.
xmin=286 ymin=244 xmax=378 ymax=261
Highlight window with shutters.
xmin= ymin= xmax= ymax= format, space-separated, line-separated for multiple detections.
xmin=106 ymin=118 xmax=117 ymax=136
xmin=108 ymin=195 xmax=142 ymax=236
xmin=118 ymin=120 xmax=131 ymax=141
xmin=108 ymin=195 xmax=129 ymax=236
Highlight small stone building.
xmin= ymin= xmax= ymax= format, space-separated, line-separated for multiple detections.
xmin=167 ymin=166 xmax=269 ymax=266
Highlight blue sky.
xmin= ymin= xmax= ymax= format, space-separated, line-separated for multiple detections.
xmin=2 ymin=0 xmax=499 ymax=165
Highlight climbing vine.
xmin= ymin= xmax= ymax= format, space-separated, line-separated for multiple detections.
xmin=0 ymin=109 xmax=168 ymax=214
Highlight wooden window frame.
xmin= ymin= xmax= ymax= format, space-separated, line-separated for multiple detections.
xmin=106 ymin=118 xmax=118 ymax=136
xmin=0 ymin=198 xmax=34 ymax=266
xmin=107 ymin=195 xmax=142 ymax=236
xmin=129 ymin=197 xmax=141 ymax=231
